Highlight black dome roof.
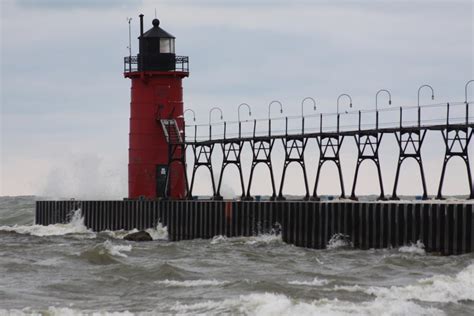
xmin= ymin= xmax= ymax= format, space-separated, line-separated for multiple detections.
xmin=141 ymin=19 xmax=175 ymax=39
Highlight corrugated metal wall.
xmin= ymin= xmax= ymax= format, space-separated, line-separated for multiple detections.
xmin=36 ymin=200 xmax=473 ymax=255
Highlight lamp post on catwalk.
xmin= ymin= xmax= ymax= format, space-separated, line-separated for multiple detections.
xmin=124 ymin=14 xmax=189 ymax=199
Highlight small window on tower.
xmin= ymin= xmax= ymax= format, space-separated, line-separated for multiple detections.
xmin=160 ymin=38 xmax=174 ymax=53
xmin=170 ymin=38 xmax=175 ymax=53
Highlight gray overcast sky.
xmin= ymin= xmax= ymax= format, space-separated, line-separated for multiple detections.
xmin=1 ymin=0 xmax=473 ymax=198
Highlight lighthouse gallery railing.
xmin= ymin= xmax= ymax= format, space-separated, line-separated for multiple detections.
xmin=123 ymin=55 xmax=189 ymax=73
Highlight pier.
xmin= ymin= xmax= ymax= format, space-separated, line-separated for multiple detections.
xmin=36 ymin=200 xmax=473 ymax=255
xmin=161 ymin=96 xmax=474 ymax=201
xmin=34 ymin=15 xmax=474 ymax=256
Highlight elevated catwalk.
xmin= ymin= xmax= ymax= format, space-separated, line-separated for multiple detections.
xmin=36 ymin=200 xmax=473 ymax=255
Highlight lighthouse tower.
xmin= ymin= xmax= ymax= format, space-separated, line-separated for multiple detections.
xmin=124 ymin=14 xmax=188 ymax=199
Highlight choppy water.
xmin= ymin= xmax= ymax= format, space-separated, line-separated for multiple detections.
xmin=0 ymin=196 xmax=473 ymax=315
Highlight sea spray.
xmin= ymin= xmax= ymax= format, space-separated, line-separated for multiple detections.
xmin=145 ymin=222 xmax=168 ymax=240
xmin=327 ymin=233 xmax=353 ymax=249
xmin=399 ymin=240 xmax=426 ymax=255
xmin=0 ymin=209 xmax=93 ymax=237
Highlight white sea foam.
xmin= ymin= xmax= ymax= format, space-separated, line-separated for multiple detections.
xmin=145 ymin=222 xmax=168 ymax=240
xmin=156 ymin=279 xmax=227 ymax=287
xmin=288 ymin=277 xmax=329 ymax=286
xmin=0 ymin=209 xmax=94 ymax=238
xmin=102 ymin=240 xmax=132 ymax=258
xmin=170 ymin=292 xmax=443 ymax=315
xmin=0 ymin=293 xmax=445 ymax=315
xmin=210 ymin=234 xmax=282 ymax=245
xmin=399 ymin=240 xmax=426 ymax=255
xmin=0 ymin=307 xmax=135 ymax=316
xmin=326 ymin=233 xmax=352 ymax=249
xmin=211 ymin=235 xmax=228 ymax=244
xmin=366 ymin=262 xmax=474 ymax=303
xmin=245 ymin=234 xmax=282 ymax=245
xmin=337 ymin=262 xmax=474 ymax=304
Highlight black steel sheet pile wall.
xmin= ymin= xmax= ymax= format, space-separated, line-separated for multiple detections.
xmin=36 ymin=200 xmax=473 ymax=255
xmin=279 ymin=202 xmax=473 ymax=255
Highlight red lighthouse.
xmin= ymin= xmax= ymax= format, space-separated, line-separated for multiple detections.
xmin=124 ymin=14 xmax=188 ymax=199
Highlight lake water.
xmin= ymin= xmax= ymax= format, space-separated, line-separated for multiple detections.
xmin=0 ymin=196 xmax=473 ymax=315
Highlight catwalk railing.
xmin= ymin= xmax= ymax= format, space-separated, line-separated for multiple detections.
xmin=185 ymin=102 xmax=472 ymax=142
xmin=163 ymin=101 xmax=474 ymax=201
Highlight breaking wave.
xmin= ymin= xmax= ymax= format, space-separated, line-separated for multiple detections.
xmin=77 ymin=240 xmax=132 ymax=265
xmin=0 ymin=204 xmax=168 ymax=242
xmin=102 ymin=240 xmax=132 ymax=258
xmin=145 ymin=223 xmax=168 ymax=240
xmin=0 ymin=294 xmax=445 ymax=316
xmin=336 ymin=262 xmax=474 ymax=303
xmin=399 ymin=241 xmax=426 ymax=255
xmin=0 ymin=209 xmax=94 ymax=237
xmin=169 ymin=292 xmax=443 ymax=315
xmin=327 ymin=233 xmax=352 ymax=249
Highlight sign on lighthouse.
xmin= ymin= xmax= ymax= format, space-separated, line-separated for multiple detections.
xmin=124 ymin=14 xmax=189 ymax=199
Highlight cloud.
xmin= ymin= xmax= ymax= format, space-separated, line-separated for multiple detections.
xmin=1 ymin=0 xmax=473 ymax=197
xmin=15 ymin=0 xmax=143 ymax=10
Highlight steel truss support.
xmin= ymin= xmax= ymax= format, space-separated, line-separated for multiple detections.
xmin=313 ymin=135 xmax=346 ymax=200
xmin=350 ymin=132 xmax=385 ymax=200
xmin=278 ymin=137 xmax=310 ymax=200
xmin=246 ymin=139 xmax=277 ymax=200
xmin=436 ymin=127 xmax=474 ymax=199
xmin=189 ymin=144 xmax=219 ymax=199
xmin=216 ymin=141 xmax=246 ymax=199
xmin=391 ymin=129 xmax=428 ymax=200
xmin=160 ymin=119 xmax=189 ymax=199
xmin=164 ymin=142 xmax=189 ymax=199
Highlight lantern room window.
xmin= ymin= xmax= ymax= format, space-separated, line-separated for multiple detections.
xmin=160 ymin=38 xmax=175 ymax=54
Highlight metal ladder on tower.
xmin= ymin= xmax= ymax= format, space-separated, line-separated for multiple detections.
xmin=159 ymin=119 xmax=188 ymax=198
xmin=160 ymin=119 xmax=183 ymax=145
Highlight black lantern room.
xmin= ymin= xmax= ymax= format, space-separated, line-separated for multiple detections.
xmin=137 ymin=14 xmax=176 ymax=71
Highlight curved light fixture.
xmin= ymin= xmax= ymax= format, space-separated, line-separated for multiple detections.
xmin=301 ymin=97 xmax=317 ymax=117
xmin=208 ymin=107 xmax=224 ymax=125
xmin=417 ymin=84 xmax=435 ymax=107
xmin=375 ymin=89 xmax=392 ymax=111
xmin=238 ymin=103 xmax=252 ymax=122
xmin=268 ymin=100 xmax=283 ymax=119
xmin=337 ymin=93 xmax=353 ymax=115
xmin=183 ymin=109 xmax=196 ymax=121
